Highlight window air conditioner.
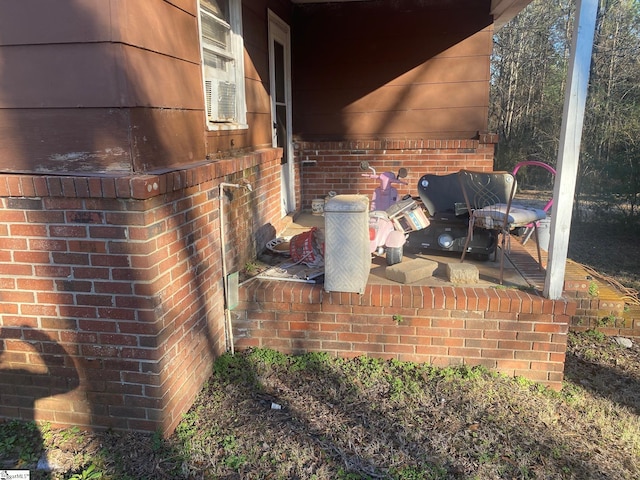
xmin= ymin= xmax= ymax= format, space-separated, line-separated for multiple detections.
xmin=205 ymin=80 xmax=237 ymax=122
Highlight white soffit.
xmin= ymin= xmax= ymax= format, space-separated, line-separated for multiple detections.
xmin=491 ymin=0 xmax=534 ymax=29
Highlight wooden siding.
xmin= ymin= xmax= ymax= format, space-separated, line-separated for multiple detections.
xmin=0 ymin=0 xmax=496 ymax=174
xmin=0 ymin=0 xmax=294 ymax=174
xmin=292 ymin=0 xmax=494 ymax=141
xmin=0 ymin=0 xmax=205 ymax=175
xmin=0 ymin=109 xmax=133 ymax=174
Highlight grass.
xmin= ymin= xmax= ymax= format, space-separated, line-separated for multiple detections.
xmin=2 ymin=332 xmax=639 ymax=479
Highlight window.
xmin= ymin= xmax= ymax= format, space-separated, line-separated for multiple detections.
xmin=199 ymin=0 xmax=247 ymax=129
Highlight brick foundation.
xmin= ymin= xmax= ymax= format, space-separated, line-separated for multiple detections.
xmin=236 ymin=281 xmax=575 ymax=390
xmin=0 ymin=148 xmax=286 ymax=434
xmin=564 ymin=273 xmax=640 ymax=339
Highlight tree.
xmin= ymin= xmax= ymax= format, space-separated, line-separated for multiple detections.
xmin=490 ymin=0 xmax=640 ymax=225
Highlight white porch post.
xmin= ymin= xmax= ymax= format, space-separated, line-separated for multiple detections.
xmin=544 ymin=0 xmax=598 ymax=299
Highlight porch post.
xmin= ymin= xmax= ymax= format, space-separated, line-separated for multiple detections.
xmin=544 ymin=0 xmax=598 ymax=299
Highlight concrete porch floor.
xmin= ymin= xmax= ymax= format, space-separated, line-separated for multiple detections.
xmin=278 ymin=212 xmax=548 ymax=291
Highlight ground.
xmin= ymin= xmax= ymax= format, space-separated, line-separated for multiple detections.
xmin=3 ymin=329 xmax=639 ymax=479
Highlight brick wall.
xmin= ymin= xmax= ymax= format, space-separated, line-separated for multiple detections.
xmin=236 ymin=281 xmax=574 ymax=391
xmin=296 ymin=136 xmax=497 ymax=211
xmin=564 ymin=278 xmax=640 ymax=339
xmin=0 ymin=148 xmax=286 ymax=434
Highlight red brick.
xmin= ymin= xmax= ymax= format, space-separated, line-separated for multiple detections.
xmin=463 ymin=288 xmax=479 ymax=310
xmin=532 ymin=342 xmax=563 ymax=352
xmin=516 ymin=332 xmax=553 ymax=343
xmin=465 ymin=358 xmax=497 ymax=369
xmin=476 ymin=290 xmax=490 ymax=310
xmin=548 ymin=372 xmax=564 ymax=383
xmin=320 ymin=322 xmax=351 ymax=333
xmin=320 ymin=341 xmax=352 ymax=352
xmin=465 ymin=338 xmax=497 ymax=349
xmin=99 ymin=334 xmax=139 ymax=346
xmin=443 ymin=287 xmax=457 ymax=309
xmin=482 ymin=349 xmax=514 ymax=359
xmin=432 ymin=287 xmax=445 ymax=309
xmin=290 ymin=321 xmax=320 ymax=331
xmin=368 ymin=334 xmax=400 ymax=344
xmin=352 ymin=323 xmax=384 ymax=334
xmin=338 ymin=332 xmax=368 ymax=342
xmin=534 ymin=323 xmax=568 ymax=334
xmin=305 ymin=331 xmax=337 ymax=341
xmin=496 ymin=359 xmax=531 ymax=370
xmin=449 ymin=347 xmax=481 ymax=358
xmin=0 ymin=291 xmax=35 ymax=303
xmin=34 ymin=266 xmax=71 ymax=279
xmin=384 ymin=343 xmax=415 ymax=354
xmin=432 ymin=337 xmax=463 ymax=347
xmin=549 ymin=353 xmax=566 ymax=363
xmin=12 ymin=250 xmax=50 ymax=264
xmin=416 ymin=345 xmax=449 ymax=356
xmin=530 ymin=361 xmax=564 ymax=372
xmin=451 ymin=328 xmax=482 ymax=340
xmin=465 ymin=319 xmax=498 ymax=330
xmin=431 ymin=356 xmax=464 ymax=367
xmin=514 ymin=369 xmax=549 ymax=382
xmin=320 ymin=303 xmax=353 ymax=314
xmin=432 ymin=318 xmax=464 ymax=329
xmin=21 ymin=304 xmax=58 ymax=316
xmin=415 ymin=326 xmax=449 ymax=337
xmin=10 ymin=224 xmax=48 ymax=236
xmin=382 ymin=324 xmax=417 ymax=335
xmin=515 ymin=350 xmax=549 ymax=361
xmin=498 ymin=340 xmax=532 ymax=351
xmin=416 ymin=307 xmax=452 ymax=318
xmin=500 ymin=320 xmax=533 ymax=332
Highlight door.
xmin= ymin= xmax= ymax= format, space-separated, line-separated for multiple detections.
xmin=268 ymin=11 xmax=295 ymax=215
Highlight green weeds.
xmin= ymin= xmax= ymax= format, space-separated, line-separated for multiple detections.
xmin=68 ymin=463 xmax=103 ymax=480
xmin=0 ymin=420 xmax=43 ymax=467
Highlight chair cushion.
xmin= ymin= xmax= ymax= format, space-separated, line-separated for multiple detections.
xmin=473 ymin=203 xmax=547 ymax=229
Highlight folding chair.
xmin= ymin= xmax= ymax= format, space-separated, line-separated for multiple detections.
xmin=457 ymin=170 xmax=547 ymax=284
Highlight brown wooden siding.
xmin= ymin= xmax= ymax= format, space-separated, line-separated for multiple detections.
xmin=0 ymin=109 xmax=133 ymax=174
xmin=0 ymin=0 xmax=205 ymax=175
xmin=0 ymin=0 xmax=294 ymax=174
xmin=0 ymin=0 xmax=495 ymax=172
xmin=292 ymin=0 xmax=493 ymax=141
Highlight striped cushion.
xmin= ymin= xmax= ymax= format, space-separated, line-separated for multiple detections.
xmin=473 ymin=203 xmax=547 ymax=229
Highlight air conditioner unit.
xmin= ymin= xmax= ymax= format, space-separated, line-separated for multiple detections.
xmin=205 ymin=80 xmax=237 ymax=122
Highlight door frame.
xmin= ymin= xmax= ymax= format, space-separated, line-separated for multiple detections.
xmin=268 ymin=10 xmax=295 ymax=215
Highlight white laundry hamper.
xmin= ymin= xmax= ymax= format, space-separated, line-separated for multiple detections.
xmin=324 ymin=195 xmax=371 ymax=294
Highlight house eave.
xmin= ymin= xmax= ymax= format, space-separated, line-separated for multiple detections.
xmin=290 ymin=0 xmax=535 ymax=30
xmin=490 ymin=0 xmax=534 ymax=29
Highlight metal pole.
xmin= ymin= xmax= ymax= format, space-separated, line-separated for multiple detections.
xmin=544 ymin=0 xmax=598 ymax=299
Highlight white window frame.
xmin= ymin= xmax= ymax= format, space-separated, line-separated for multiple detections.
xmin=198 ymin=0 xmax=247 ymax=130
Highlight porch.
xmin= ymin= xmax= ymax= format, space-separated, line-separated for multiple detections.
xmin=236 ymin=212 xmax=570 ymax=389
xmin=236 ymin=212 xmax=635 ymax=391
